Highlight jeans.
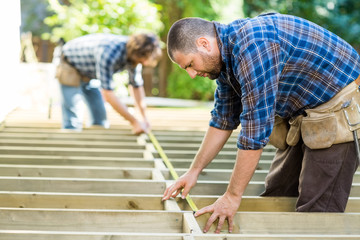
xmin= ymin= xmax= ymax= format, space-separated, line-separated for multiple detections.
xmin=60 ymin=80 xmax=109 ymax=130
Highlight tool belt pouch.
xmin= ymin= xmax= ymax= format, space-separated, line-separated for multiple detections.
xmin=269 ymin=116 xmax=289 ymax=150
xmin=301 ymin=81 xmax=360 ymax=149
xmin=55 ymin=56 xmax=82 ymax=87
xmin=286 ymin=115 xmax=303 ymax=147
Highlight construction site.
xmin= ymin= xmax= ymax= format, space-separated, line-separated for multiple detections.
xmin=0 ymin=63 xmax=359 ymax=239
xmin=1 ymin=1 xmax=360 ymax=239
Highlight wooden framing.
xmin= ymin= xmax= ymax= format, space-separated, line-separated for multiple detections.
xmin=2 ymin=106 xmax=360 ymax=239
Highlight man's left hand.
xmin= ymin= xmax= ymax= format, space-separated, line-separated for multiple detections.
xmin=194 ymin=191 xmax=241 ymax=233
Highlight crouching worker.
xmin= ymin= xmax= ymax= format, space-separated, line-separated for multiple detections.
xmin=55 ymin=33 xmax=162 ymax=134
xmin=162 ymin=13 xmax=360 ymax=233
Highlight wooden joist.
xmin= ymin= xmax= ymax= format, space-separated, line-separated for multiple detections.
xmin=2 ymin=104 xmax=360 ymax=239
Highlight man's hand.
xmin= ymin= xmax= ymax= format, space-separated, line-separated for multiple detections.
xmin=194 ymin=191 xmax=241 ymax=233
xmin=162 ymin=170 xmax=199 ymax=200
xmin=131 ymin=120 xmax=149 ymax=135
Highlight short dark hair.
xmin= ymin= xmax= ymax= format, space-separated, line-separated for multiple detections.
xmin=167 ymin=17 xmax=215 ymax=61
xmin=126 ymin=33 xmax=162 ymax=62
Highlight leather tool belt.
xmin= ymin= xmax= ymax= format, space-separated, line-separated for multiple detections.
xmin=269 ymin=77 xmax=360 ymax=150
xmin=55 ymin=55 xmax=90 ymax=87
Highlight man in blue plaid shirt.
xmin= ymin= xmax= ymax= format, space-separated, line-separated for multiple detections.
xmin=162 ymin=13 xmax=360 ymax=233
xmin=58 ymin=33 xmax=161 ymax=134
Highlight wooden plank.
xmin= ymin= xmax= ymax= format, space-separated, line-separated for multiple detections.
xmin=0 ymin=132 xmax=138 ymax=142
xmin=0 ymin=139 xmax=145 ymax=149
xmin=170 ymin=159 xmax=272 ymax=170
xmin=1 ymin=127 xmax=134 ymax=135
xmin=179 ymin=196 xmax=360 ymax=213
xmin=194 ymin=234 xmax=360 ymax=239
xmin=0 ymin=209 xmax=183 ymax=233
xmin=0 ymin=177 xmax=166 ymax=194
xmin=196 ymin=211 xmax=360 ymax=234
xmin=0 ymin=155 xmax=155 ymax=167
xmin=0 ymin=146 xmax=144 ymax=158
xmin=0 ymin=192 xmax=164 ymax=210
xmin=0 ymin=165 xmax=153 ymax=179
xmin=163 ymin=169 xmax=268 ymax=181
xmin=158 ymin=151 xmax=274 ymax=161
xmin=0 ymin=232 xmax=185 ymax=240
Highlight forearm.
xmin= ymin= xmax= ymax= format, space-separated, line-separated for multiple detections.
xmin=101 ymin=89 xmax=137 ymax=123
xmin=226 ymin=148 xmax=263 ymax=199
xmin=189 ymin=126 xmax=233 ymax=175
xmin=129 ymin=85 xmax=147 ymax=121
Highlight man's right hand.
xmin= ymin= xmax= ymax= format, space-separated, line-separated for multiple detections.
xmin=162 ymin=170 xmax=199 ymax=200
xmin=131 ymin=120 xmax=149 ymax=135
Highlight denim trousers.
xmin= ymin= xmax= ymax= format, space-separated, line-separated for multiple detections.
xmin=261 ymin=138 xmax=359 ymax=212
xmin=60 ymin=80 xmax=109 ymax=130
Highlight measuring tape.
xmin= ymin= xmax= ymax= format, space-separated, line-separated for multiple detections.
xmin=148 ymin=131 xmax=198 ymax=212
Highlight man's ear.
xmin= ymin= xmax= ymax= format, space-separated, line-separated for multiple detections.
xmin=195 ymin=37 xmax=211 ymax=52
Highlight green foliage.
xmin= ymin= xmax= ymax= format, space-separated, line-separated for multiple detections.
xmin=167 ymin=66 xmax=216 ymax=101
xmin=43 ymin=0 xmax=164 ymax=42
xmin=153 ymin=0 xmax=231 ymax=100
xmin=21 ymin=0 xmax=53 ymax=36
xmin=243 ymin=0 xmax=360 ymax=47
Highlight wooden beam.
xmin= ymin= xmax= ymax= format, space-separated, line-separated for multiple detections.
xmin=195 ymin=211 xmax=360 ymax=234
xmin=0 ymin=192 xmax=165 ymax=210
xmin=0 ymin=132 xmax=138 ymax=142
xmin=0 ymin=177 xmax=166 ymax=194
xmin=0 ymin=146 xmax=144 ymax=158
xmin=0 ymin=165 xmax=153 ymax=179
xmin=0 ymin=209 xmax=184 ymax=233
xmin=0 ymin=232 xmax=185 ymax=240
xmin=179 ymin=196 xmax=360 ymax=213
xmin=0 ymin=139 xmax=145 ymax=149
xmin=0 ymin=155 xmax=155 ymax=167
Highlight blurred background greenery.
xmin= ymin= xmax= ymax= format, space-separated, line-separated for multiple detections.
xmin=20 ymin=0 xmax=360 ymax=101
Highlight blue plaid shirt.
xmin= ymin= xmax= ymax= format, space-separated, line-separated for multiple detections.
xmin=210 ymin=13 xmax=360 ymax=150
xmin=62 ymin=33 xmax=143 ymax=90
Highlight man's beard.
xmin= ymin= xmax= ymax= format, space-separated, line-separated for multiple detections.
xmin=199 ymin=51 xmax=223 ymax=80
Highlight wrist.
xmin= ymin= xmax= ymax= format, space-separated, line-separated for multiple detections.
xmin=225 ymin=188 xmax=243 ymax=201
xmin=188 ymin=167 xmax=202 ymax=177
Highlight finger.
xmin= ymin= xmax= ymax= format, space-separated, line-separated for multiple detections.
xmin=181 ymin=184 xmax=192 ymax=199
xmin=215 ymin=216 xmax=226 ymax=234
xmin=203 ymin=213 xmax=218 ymax=233
xmin=194 ymin=205 xmax=213 ymax=217
xmin=162 ymin=184 xmax=176 ymax=200
xmin=171 ymin=189 xmax=181 ymax=198
xmin=227 ymin=216 xmax=234 ymax=233
xmin=162 ymin=186 xmax=171 ymax=200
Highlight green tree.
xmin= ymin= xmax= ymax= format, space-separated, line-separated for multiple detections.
xmin=153 ymin=0 xmax=243 ymax=100
xmin=43 ymin=0 xmax=164 ymax=42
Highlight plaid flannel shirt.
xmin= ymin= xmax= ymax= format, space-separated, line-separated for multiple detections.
xmin=210 ymin=13 xmax=360 ymax=150
xmin=62 ymin=33 xmax=143 ymax=90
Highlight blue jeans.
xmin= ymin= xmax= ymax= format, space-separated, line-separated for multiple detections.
xmin=60 ymin=80 xmax=109 ymax=130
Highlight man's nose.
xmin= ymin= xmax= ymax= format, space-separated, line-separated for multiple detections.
xmin=186 ymin=68 xmax=197 ymax=79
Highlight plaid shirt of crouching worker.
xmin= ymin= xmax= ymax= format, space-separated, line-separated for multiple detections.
xmin=210 ymin=13 xmax=360 ymax=150
xmin=61 ymin=33 xmax=143 ymax=90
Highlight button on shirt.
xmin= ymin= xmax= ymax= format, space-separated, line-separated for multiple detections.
xmin=62 ymin=33 xmax=143 ymax=90
xmin=210 ymin=13 xmax=360 ymax=150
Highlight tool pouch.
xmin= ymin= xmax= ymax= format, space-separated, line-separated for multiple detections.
xmin=301 ymin=81 xmax=360 ymax=149
xmin=269 ymin=116 xmax=289 ymax=150
xmin=286 ymin=115 xmax=303 ymax=147
xmin=56 ymin=55 xmax=90 ymax=87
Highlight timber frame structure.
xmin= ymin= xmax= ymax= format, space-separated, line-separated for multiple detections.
xmin=0 ymin=103 xmax=360 ymax=240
